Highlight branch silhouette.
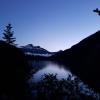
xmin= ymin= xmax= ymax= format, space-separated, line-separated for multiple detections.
xmin=93 ymin=8 xmax=100 ymax=15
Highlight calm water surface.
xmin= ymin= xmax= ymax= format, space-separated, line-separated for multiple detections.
xmin=31 ymin=60 xmax=72 ymax=82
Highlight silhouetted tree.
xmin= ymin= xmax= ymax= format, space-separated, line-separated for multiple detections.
xmin=2 ymin=23 xmax=16 ymax=45
xmin=93 ymin=8 xmax=100 ymax=15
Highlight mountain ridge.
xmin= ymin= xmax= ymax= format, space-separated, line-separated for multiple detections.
xmin=19 ymin=44 xmax=56 ymax=56
xmin=51 ymin=30 xmax=100 ymax=92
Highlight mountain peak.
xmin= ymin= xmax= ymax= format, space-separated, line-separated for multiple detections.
xmin=20 ymin=44 xmax=56 ymax=56
xmin=24 ymin=44 xmax=34 ymax=49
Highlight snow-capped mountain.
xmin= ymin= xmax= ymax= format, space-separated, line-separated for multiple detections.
xmin=19 ymin=44 xmax=55 ymax=56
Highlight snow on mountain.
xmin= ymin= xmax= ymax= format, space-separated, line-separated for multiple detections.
xmin=19 ymin=44 xmax=55 ymax=57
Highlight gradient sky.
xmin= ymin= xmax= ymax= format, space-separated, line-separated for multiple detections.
xmin=0 ymin=0 xmax=100 ymax=51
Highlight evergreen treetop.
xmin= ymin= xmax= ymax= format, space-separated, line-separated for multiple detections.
xmin=2 ymin=23 xmax=16 ymax=45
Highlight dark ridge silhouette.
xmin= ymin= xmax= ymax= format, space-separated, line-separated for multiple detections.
xmin=0 ymin=41 xmax=32 ymax=100
xmin=51 ymin=31 xmax=100 ymax=92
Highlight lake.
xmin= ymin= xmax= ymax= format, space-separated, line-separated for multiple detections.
xmin=30 ymin=60 xmax=99 ymax=98
xmin=31 ymin=60 xmax=72 ymax=82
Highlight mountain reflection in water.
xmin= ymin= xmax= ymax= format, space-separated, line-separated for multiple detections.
xmin=32 ymin=61 xmax=71 ymax=82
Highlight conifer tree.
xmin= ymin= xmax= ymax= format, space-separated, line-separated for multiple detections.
xmin=2 ymin=23 xmax=16 ymax=45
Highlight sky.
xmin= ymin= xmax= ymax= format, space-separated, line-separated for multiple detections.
xmin=0 ymin=0 xmax=100 ymax=52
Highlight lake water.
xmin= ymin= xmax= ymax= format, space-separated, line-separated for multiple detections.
xmin=29 ymin=60 xmax=99 ymax=98
xmin=31 ymin=60 xmax=72 ymax=82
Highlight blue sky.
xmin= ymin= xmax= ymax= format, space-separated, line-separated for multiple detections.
xmin=0 ymin=0 xmax=100 ymax=51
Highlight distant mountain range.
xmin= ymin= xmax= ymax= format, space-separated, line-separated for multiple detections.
xmin=19 ymin=44 xmax=56 ymax=57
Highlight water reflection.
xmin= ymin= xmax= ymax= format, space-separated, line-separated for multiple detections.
xmin=32 ymin=61 xmax=72 ymax=82
xmin=30 ymin=61 xmax=99 ymax=99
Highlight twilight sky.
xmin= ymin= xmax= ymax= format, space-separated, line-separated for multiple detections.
xmin=0 ymin=0 xmax=100 ymax=51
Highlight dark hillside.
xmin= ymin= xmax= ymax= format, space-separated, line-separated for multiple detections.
xmin=51 ymin=31 xmax=100 ymax=92
xmin=0 ymin=41 xmax=32 ymax=100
